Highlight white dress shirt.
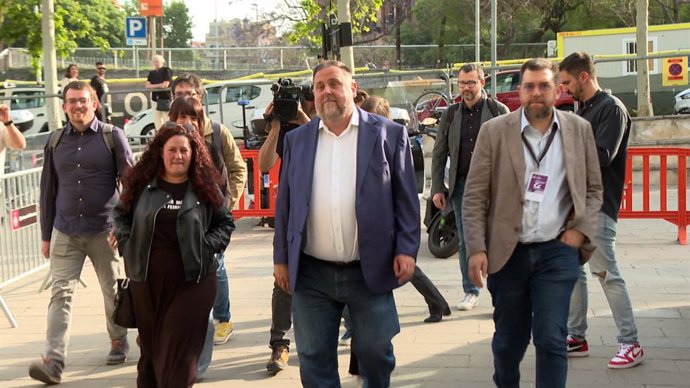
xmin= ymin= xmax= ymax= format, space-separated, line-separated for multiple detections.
xmin=303 ymin=109 xmax=360 ymax=262
xmin=519 ymin=108 xmax=573 ymax=243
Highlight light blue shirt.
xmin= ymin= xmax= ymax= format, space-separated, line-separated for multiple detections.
xmin=518 ymin=108 xmax=573 ymax=243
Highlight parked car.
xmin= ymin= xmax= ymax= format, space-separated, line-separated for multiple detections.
xmin=0 ymin=83 xmax=65 ymax=135
xmin=9 ymin=109 xmax=34 ymax=133
xmin=414 ymin=69 xmax=576 ymax=122
xmin=124 ymin=81 xmax=273 ymax=143
xmin=674 ymin=88 xmax=690 ymax=114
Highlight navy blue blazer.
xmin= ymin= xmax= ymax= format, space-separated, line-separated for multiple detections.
xmin=273 ymin=107 xmax=421 ymax=294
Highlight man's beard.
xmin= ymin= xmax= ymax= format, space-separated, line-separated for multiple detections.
xmin=525 ymin=101 xmax=551 ymax=120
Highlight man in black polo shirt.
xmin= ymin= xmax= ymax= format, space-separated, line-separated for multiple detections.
xmin=559 ymin=51 xmax=645 ymax=369
xmin=430 ymin=63 xmax=508 ymax=312
xmin=145 ymin=54 xmax=173 ymax=130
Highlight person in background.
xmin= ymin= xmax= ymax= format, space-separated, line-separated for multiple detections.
xmin=31 ymin=81 xmax=133 ymax=385
xmin=431 ymin=63 xmax=509 ymax=312
xmin=90 ymin=61 xmax=111 ymax=123
xmin=145 ymin=55 xmax=173 ymax=130
xmin=273 ymin=60 xmax=419 ymax=387
xmin=361 ymin=95 xmax=451 ymax=323
xmin=169 ymin=74 xmax=246 ymax=377
xmin=60 ymin=64 xmax=79 ymax=90
xmin=462 ymin=58 xmax=602 ymax=388
xmin=0 ymin=103 xmax=28 ymax=176
xmin=257 ymin=91 xmax=316 ymax=376
xmin=113 ymin=122 xmax=234 ymax=387
xmin=353 ymin=89 xmax=369 ymax=107
xmin=167 ymin=95 xmax=233 ymax=381
xmin=558 ymin=51 xmax=644 ymax=369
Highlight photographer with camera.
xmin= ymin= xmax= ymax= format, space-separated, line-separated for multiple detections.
xmin=258 ymin=79 xmax=316 ymax=376
xmin=258 ymin=79 xmax=316 ymax=174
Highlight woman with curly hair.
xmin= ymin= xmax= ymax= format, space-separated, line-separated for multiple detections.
xmin=113 ymin=122 xmax=234 ymax=387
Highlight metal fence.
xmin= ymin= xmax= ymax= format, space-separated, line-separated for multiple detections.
xmin=2 ymin=44 xmax=548 ymax=72
xmin=0 ymin=167 xmax=44 ymax=328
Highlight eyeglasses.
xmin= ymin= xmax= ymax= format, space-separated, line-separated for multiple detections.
xmin=174 ymin=91 xmax=198 ymax=98
xmin=65 ymin=97 xmax=91 ymax=105
xmin=458 ymin=80 xmax=479 ymax=88
xmin=97 ymin=67 xmax=106 ymax=71
xmin=521 ymin=82 xmax=554 ymax=93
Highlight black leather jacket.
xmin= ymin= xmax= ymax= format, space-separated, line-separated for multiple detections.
xmin=113 ymin=179 xmax=235 ymax=282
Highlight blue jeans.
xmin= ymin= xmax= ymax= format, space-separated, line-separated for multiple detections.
xmin=569 ymin=212 xmax=639 ymax=344
xmin=292 ymin=254 xmax=399 ymax=388
xmin=487 ymin=240 xmax=579 ymax=388
xmin=452 ymin=177 xmax=479 ymax=296
xmin=197 ymin=312 xmax=215 ymax=377
xmin=213 ymin=252 xmax=231 ymax=322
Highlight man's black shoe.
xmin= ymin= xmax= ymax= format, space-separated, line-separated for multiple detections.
xmin=424 ymin=313 xmax=443 ymax=323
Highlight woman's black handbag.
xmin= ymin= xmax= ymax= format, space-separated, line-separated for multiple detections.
xmin=113 ymin=278 xmax=137 ymax=328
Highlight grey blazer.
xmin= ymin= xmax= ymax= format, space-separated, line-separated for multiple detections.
xmin=431 ymin=98 xmax=509 ymax=198
xmin=461 ymin=109 xmax=603 ymax=275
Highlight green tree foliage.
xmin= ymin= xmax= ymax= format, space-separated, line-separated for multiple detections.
xmin=163 ymin=1 xmax=193 ymax=48
xmin=70 ymin=0 xmax=127 ymax=48
xmin=267 ymin=0 xmax=384 ymax=46
xmin=0 ymin=0 xmax=94 ymax=75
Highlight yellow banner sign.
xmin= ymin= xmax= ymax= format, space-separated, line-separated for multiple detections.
xmin=662 ymin=57 xmax=688 ymax=86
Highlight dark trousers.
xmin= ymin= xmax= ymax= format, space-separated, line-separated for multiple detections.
xmin=269 ymin=282 xmax=292 ymax=349
xmin=409 ymin=266 xmax=450 ymax=314
xmin=488 ymin=240 xmax=579 ymax=388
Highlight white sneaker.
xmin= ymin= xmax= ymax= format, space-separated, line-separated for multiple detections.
xmin=608 ymin=343 xmax=645 ymax=369
xmin=457 ymin=293 xmax=479 ymax=311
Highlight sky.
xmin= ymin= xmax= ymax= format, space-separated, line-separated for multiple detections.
xmin=179 ymin=0 xmax=282 ymax=42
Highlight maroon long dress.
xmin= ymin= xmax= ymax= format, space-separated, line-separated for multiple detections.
xmin=130 ymin=179 xmax=216 ymax=388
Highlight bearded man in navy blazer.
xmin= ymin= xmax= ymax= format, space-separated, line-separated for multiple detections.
xmin=273 ymin=60 xmax=420 ymax=387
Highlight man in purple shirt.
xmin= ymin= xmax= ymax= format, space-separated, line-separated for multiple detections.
xmin=29 ymin=81 xmax=133 ymax=385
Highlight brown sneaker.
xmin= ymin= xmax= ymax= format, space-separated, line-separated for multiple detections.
xmin=28 ymin=356 xmax=63 ymax=385
xmin=106 ymin=338 xmax=129 ymax=365
xmin=266 ymin=345 xmax=289 ymax=376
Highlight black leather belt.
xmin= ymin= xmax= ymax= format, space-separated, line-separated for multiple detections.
xmin=301 ymin=252 xmax=360 ymax=268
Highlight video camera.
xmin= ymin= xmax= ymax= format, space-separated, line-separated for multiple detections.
xmin=266 ymin=78 xmax=314 ymax=122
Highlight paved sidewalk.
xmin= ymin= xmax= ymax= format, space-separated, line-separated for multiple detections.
xmin=1 ymin=215 xmax=688 ymax=388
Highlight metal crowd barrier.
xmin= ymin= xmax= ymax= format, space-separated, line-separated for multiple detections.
xmin=233 ymin=149 xmax=280 ymax=219
xmin=0 ymin=167 xmax=44 ymax=328
xmin=620 ymin=147 xmax=689 ymax=245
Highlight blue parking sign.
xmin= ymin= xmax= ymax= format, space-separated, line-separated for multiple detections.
xmin=125 ymin=17 xmax=147 ymax=46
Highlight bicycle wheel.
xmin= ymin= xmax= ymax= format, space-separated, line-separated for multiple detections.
xmin=413 ymin=91 xmax=451 ymax=123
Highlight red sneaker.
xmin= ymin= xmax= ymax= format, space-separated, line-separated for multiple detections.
xmin=567 ymin=335 xmax=589 ymax=357
xmin=608 ymin=343 xmax=645 ymax=369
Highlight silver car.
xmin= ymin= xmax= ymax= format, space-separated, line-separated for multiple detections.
xmin=674 ymin=88 xmax=690 ymax=114
xmin=124 ymin=81 xmax=273 ymax=143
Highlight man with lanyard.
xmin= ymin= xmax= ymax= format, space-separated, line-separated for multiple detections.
xmin=462 ymin=58 xmax=602 ymax=387
xmin=559 ymin=51 xmax=644 ymax=369
xmin=431 ymin=63 xmax=508 ymax=311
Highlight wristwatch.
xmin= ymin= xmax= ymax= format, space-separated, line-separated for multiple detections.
xmin=2 ymin=120 xmax=13 ymax=126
